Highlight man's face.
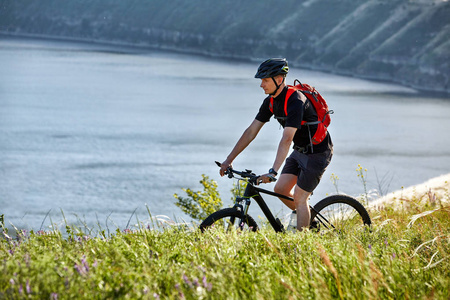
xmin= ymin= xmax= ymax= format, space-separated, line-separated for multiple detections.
xmin=260 ymin=76 xmax=283 ymax=95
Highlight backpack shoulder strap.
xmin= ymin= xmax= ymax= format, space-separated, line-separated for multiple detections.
xmin=283 ymin=86 xmax=298 ymax=115
xmin=269 ymin=86 xmax=298 ymax=115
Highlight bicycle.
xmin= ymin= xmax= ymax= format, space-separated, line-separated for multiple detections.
xmin=200 ymin=162 xmax=371 ymax=233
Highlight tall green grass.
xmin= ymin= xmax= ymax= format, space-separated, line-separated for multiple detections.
xmin=1 ymin=192 xmax=449 ymax=299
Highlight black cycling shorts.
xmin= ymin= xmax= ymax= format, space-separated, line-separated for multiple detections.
xmin=281 ymin=149 xmax=333 ymax=192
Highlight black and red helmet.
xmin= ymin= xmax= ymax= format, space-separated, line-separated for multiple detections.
xmin=254 ymin=58 xmax=289 ymax=79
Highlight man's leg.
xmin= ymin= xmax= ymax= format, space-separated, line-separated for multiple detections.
xmin=274 ymin=173 xmax=297 ymax=210
xmin=293 ymin=184 xmax=311 ymax=230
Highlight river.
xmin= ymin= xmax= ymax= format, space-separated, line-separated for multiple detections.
xmin=1 ymin=36 xmax=449 ymax=231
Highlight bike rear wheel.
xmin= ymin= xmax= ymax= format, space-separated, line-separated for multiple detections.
xmin=310 ymin=195 xmax=371 ymax=232
xmin=200 ymin=208 xmax=258 ymax=233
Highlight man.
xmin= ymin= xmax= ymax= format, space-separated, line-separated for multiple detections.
xmin=219 ymin=58 xmax=333 ymax=231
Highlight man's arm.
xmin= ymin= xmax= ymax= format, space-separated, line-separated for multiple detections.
xmin=257 ymin=126 xmax=296 ymax=184
xmin=220 ymin=119 xmax=265 ymax=176
xmin=272 ymin=126 xmax=296 ymax=173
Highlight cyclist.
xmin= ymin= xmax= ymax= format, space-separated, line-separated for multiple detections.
xmin=219 ymin=58 xmax=333 ymax=231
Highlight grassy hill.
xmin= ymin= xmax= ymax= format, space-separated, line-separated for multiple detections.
xmin=0 ymin=186 xmax=449 ymax=299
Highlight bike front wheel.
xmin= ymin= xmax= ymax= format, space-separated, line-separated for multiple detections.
xmin=200 ymin=208 xmax=258 ymax=233
xmin=310 ymin=195 xmax=371 ymax=232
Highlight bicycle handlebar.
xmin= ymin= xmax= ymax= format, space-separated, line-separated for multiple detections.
xmin=215 ymin=161 xmax=276 ymax=185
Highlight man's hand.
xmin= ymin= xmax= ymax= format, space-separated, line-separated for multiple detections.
xmin=219 ymin=160 xmax=232 ymax=177
xmin=256 ymin=174 xmax=277 ymax=185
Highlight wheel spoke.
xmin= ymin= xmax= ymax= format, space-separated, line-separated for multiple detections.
xmin=200 ymin=208 xmax=258 ymax=233
xmin=311 ymin=195 xmax=371 ymax=232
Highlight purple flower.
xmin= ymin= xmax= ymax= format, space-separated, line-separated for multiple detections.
xmin=26 ymin=279 xmax=31 ymax=294
xmin=51 ymin=293 xmax=58 ymax=300
xmin=202 ymin=276 xmax=212 ymax=292
xmin=74 ymin=264 xmax=82 ymax=275
xmin=175 ymin=284 xmax=185 ymax=299
xmin=193 ymin=278 xmax=199 ymax=287
xmin=81 ymin=256 xmax=89 ymax=272
xmin=153 ymin=293 xmax=160 ymax=299
xmin=183 ymin=274 xmax=192 ymax=287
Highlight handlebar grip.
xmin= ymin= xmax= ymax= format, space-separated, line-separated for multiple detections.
xmin=215 ymin=161 xmax=221 ymax=167
xmin=268 ymin=175 xmax=277 ymax=182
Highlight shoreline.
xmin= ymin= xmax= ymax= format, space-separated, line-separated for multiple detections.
xmin=370 ymin=173 xmax=450 ymax=209
xmin=2 ymin=32 xmax=449 ymax=97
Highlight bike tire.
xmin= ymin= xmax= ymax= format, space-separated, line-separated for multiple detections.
xmin=310 ymin=195 xmax=371 ymax=231
xmin=200 ymin=208 xmax=258 ymax=233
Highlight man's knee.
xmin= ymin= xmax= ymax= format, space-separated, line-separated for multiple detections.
xmin=274 ymin=182 xmax=286 ymax=195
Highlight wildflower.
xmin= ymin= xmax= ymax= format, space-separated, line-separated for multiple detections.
xmin=202 ymin=276 xmax=212 ymax=292
xmin=368 ymin=244 xmax=373 ymax=254
xmin=153 ymin=293 xmax=160 ymax=299
xmin=81 ymin=256 xmax=89 ymax=272
xmin=51 ymin=293 xmax=58 ymax=300
xmin=143 ymin=286 xmax=149 ymax=295
xmin=26 ymin=279 xmax=31 ymax=294
xmin=175 ymin=284 xmax=185 ymax=299
xmin=183 ymin=274 xmax=192 ymax=287
xmin=193 ymin=278 xmax=200 ymax=287
xmin=74 ymin=264 xmax=82 ymax=275
xmin=9 ymin=278 xmax=15 ymax=285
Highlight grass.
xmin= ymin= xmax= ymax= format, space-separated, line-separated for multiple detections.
xmin=1 ymin=192 xmax=449 ymax=299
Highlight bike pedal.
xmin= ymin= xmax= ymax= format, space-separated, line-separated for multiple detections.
xmin=309 ymin=220 xmax=319 ymax=231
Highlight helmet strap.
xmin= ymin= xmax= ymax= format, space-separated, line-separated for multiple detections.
xmin=270 ymin=76 xmax=285 ymax=96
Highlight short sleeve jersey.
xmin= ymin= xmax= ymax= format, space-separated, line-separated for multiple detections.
xmin=255 ymin=86 xmax=332 ymax=152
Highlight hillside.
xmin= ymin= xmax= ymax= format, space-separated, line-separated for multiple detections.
xmin=1 ymin=0 xmax=449 ymax=94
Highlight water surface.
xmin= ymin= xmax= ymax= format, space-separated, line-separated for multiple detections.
xmin=1 ymin=36 xmax=449 ymax=230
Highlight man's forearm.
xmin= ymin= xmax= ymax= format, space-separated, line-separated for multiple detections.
xmin=272 ymin=138 xmax=291 ymax=172
xmin=225 ymin=119 xmax=264 ymax=163
xmin=227 ymin=127 xmax=257 ymax=162
xmin=272 ymin=127 xmax=296 ymax=172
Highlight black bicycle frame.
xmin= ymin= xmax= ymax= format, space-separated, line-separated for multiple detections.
xmin=237 ymin=182 xmax=331 ymax=232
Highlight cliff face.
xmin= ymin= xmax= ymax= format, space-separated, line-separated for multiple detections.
xmin=1 ymin=0 xmax=449 ymax=93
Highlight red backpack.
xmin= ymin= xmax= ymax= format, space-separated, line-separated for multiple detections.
xmin=269 ymin=79 xmax=333 ymax=145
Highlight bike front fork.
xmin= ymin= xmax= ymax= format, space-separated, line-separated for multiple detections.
xmin=232 ymin=197 xmax=251 ymax=230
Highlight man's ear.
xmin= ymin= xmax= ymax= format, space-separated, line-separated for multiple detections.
xmin=275 ymin=75 xmax=285 ymax=85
